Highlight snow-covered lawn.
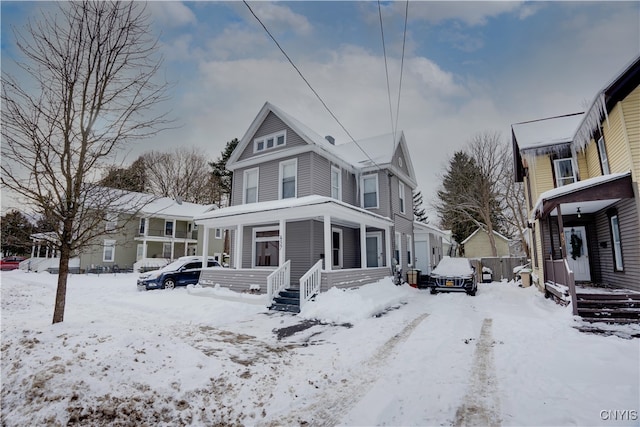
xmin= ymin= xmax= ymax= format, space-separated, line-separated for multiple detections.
xmin=1 ymin=270 xmax=639 ymax=426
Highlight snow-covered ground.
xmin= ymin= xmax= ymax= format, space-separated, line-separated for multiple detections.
xmin=1 ymin=270 xmax=639 ymax=426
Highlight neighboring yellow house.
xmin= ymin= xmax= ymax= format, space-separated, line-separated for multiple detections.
xmin=460 ymin=227 xmax=511 ymax=258
xmin=512 ymin=55 xmax=639 ymax=309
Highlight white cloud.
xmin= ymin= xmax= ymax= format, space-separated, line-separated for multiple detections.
xmin=391 ymin=1 xmax=527 ymax=26
xmin=148 ymin=2 xmax=196 ymax=28
xmin=247 ymin=2 xmax=313 ymax=36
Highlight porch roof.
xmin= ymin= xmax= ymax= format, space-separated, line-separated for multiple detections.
xmin=194 ymin=195 xmax=394 ymax=229
xmin=531 ymin=171 xmax=634 ymax=220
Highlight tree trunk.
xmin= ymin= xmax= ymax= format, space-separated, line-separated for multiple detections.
xmin=52 ymin=222 xmax=73 ymax=324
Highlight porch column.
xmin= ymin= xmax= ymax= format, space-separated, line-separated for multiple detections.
xmin=170 ymin=242 xmax=175 ymax=260
xmin=235 ymin=224 xmax=243 ymax=269
xmin=31 ymin=244 xmax=35 ymax=258
xmin=142 ymin=239 xmax=148 ymax=259
xmin=323 ymin=214 xmax=332 ymax=271
xmin=360 ymin=223 xmax=367 ymax=268
xmin=279 ymin=219 xmax=286 ymax=266
xmin=45 ymin=246 xmax=50 ymax=258
xmin=201 ymin=226 xmax=209 ymax=265
xmin=385 ymin=226 xmax=392 ymax=268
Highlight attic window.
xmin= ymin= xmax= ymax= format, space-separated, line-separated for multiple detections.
xmin=553 ymin=158 xmax=577 ymax=187
xmin=254 ymin=130 xmax=286 ymax=153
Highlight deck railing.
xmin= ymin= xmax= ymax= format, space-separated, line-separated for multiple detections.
xmin=545 ymin=258 xmax=577 ymax=315
xmin=267 ymin=260 xmax=290 ymax=305
xmin=300 ymin=260 xmax=323 ymax=309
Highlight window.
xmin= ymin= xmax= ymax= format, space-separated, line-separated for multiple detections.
xmin=406 ymin=235 xmax=413 ymax=267
xmin=138 ymin=218 xmax=146 ymax=235
xmin=554 ymin=158 xmax=577 ymax=187
xmin=597 ymin=137 xmax=610 ymax=175
xmin=279 ymin=159 xmax=297 ymax=199
xmin=609 ymin=213 xmax=624 ymax=271
xmin=332 ymin=228 xmax=343 ymax=268
xmin=331 ymin=166 xmax=342 ymax=200
xmin=254 ymin=130 xmax=286 ymax=153
xmin=253 ymin=227 xmax=280 ymax=267
xmin=361 ymin=174 xmax=379 ymax=209
xmin=395 ymin=232 xmax=402 ymax=266
xmin=103 ymin=240 xmax=116 ymax=262
xmin=165 ymin=221 xmax=174 ymax=236
xmin=399 ymin=181 xmax=405 ymax=214
xmin=244 ymin=168 xmax=259 ymax=204
xmin=162 ymin=242 xmax=172 ymax=259
xmin=105 ymin=213 xmax=117 ymax=232
xmin=214 ymin=228 xmax=223 ymax=239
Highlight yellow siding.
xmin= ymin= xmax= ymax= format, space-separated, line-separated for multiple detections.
xmin=576 ymin=150 xmax=589 ymax=181
xmin=584 ymin=139 xmax=601 ymax=179
xmin=529 ymin=155 xmax=554 ymax=204
xmin=464 ymin=230 xmax=510 ymax=258
xmin=603 ymin=101 xmax=633 ymax=173
xmin=621 ymin=85 xmax=640 ymax=179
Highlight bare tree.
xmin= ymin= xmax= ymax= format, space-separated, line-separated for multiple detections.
xmin=1 ymin=1 xmax=170 ymax=324
xmin=435 ymin=131 xmax=507 ymax=256
xmin=499 ymin=157 xmax=530 ymax=258
xmin=143 ymin=147 xmax=220 ymax=205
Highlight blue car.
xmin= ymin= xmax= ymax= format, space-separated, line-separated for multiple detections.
xmin=137 ymin=256 xmax=222 ymax=291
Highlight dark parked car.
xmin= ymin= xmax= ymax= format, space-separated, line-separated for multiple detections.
xmin=137 ymin=256 xmax=222 ymax=291
xmin=0 ymin=256 xmax=26 ymax=271
xmin=424 ymin=256 xmax=477 ymax=296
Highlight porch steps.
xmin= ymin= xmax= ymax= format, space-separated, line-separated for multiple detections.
xmin=270 ymin=288 xmax=301 ymax=314
xmin=576 ymin=292 xmax=640 ymax=323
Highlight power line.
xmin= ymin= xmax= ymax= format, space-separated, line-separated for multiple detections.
xmin=243 ymin=0 xmax=382 ymax=171
xmin=378 ymin=0 xmax=396 ymax=144
xmin=394 ymin=0 xmax=409 ymax=140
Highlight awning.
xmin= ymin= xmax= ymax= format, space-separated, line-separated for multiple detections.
xmin=532 ymin=172 xmax=634 ymax=220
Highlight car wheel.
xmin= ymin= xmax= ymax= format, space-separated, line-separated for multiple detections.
xmin=467 ymin=289 xmax=477 ymax=296
xmin=430 ymin=288 xmax=438 ymax=295
xmin=163 ymin=277 xmax=175 ymax=290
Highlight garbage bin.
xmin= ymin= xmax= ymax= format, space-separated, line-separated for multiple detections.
xmin=406 ymin=269 xmax=420 ymax=288
xmin=520 ymin=270 xmax=531 ymax=288
xmin=482 ymin=267 xmax=493 ymax=283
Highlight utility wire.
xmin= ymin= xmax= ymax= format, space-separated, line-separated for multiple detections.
xmin=394 ymin=0 xmax=409 ymax=140
xmin=378 ymin=0 xmax=396 ymax=144
xmin=243 ymin=0 xmax=383 ymax=171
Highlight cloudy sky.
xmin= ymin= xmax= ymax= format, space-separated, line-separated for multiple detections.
xmin=2 ymin=1 xmax=639 ymax=220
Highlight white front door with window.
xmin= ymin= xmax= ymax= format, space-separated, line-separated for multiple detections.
xmin=366 ymin=232 xmax=383 ymax=267
xmin=564 ymin=226 xmax=590 ymax=281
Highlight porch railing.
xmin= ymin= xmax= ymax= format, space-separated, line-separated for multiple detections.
xmin=544 ymin=258 xmax=577 ymax=315
xmin=267 ymin=260 xmax=290 ymax=305
xmin=300 ymin=260 xmax=323 ymax=309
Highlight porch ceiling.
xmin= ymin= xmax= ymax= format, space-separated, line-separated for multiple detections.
xmin=533 ymin=172 xmax=634 ymax=220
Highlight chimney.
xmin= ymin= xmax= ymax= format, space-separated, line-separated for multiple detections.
xmin=325 ymin=135 xmax=335 ymax=145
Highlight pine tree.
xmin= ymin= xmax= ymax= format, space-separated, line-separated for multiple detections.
xmin=210 ymin=138 xmax=239 ymax=207
xmin=413 ymin=190 xmax=428 ymax=223
xmin=1 ymin=210 xmax=34 ymax=256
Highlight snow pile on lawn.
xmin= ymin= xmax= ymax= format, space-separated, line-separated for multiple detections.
xmin=299 ymin=277 xmax=411 ymax=323
xmin=1 ymin=270 xmax=639 ymax=426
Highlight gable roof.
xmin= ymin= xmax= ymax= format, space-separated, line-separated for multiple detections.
xmin=227 ymin=102 xmax=417 ymax=187
xmin=461 ymin=227 xmax=510 ymax=245
xmin=511 ymin=113 xmax=585 ymax=153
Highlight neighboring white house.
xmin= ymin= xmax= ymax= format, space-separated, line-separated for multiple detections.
xmin=413 ymin=221 xmax=446 ymax=274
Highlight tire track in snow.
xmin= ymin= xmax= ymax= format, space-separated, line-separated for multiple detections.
xmin=454 ymin=318 xmax=501 ymax=427
xmin=268 ymin=312 xmax=430 ymax=427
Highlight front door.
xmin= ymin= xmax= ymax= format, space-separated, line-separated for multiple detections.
xmin=564 ymin=226 xmax=591 ymax=281
xmin=366 ymin=232 xmax=382 ymax=267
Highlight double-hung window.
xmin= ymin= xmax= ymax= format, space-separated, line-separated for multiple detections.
xmin=138 ymin=218 xmax=146 ymax=235
xmin=394 ymin=232 xmax=402 ymax=266
xmin=406 ymin=235 xmax=413 ymax=267
xmin=362 ymin=174 xmax=379 ymax=209
xmin=244 ymin=168 xmax=259 ymax=204
xmin=399 ymin=182 xmax=406 ymax=214
xmin=331 ymin=166 xmax=342 ymax=200
xmin=105 ymin=213 xmax=117 ymax=233
xmin=164 ymin=220 xmax=174 ymax=237
xmin=103 ymin=240 xmax=116 ymax=262
xmin=597 ymin=137 xmax=610 ymax=175
xmin=609 ymin=212 xmax=624 ymax=271
xmin=279 ymin=159 xmax=297 ymax=199
xmin=554 ymin=158 xmax=577 ymax=187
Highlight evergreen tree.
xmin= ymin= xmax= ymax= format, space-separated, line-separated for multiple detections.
xmin=210 ymin=138 xmax=239 ymax=207
xmin=1 ymin=210 xmax=34 ymax=256
xmin=100 ymin=156 xmax=148 ymax=192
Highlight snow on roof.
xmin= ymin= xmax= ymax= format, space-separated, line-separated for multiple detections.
xmin=530 ymin=171 xmax=631 ymax=220
xmin=332 ymin=133 xmax=398 ymax=167
xmin=99 ymin=187 xmax=216 ymax=219
xmin=194 ymin=195 xmax=392 ymax=224
xmin=512 ymin=113 xmax=584 ymax=152
xmin=414 ymin=221 xmax=447 ymax=237
xmin=139 ymin=196 xmax=215 ymax=219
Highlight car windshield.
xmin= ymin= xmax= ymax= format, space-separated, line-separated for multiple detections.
xmin=157 ymin=259 xmax=188 ymax=273
xmin=432 ymin=256 xmax=474 ymax=276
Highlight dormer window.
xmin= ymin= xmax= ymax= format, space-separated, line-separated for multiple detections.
xmin=554 ymin=158 xmax=576 ymax=187
xmin=254 ymin=130 xmax=286 ymax=153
